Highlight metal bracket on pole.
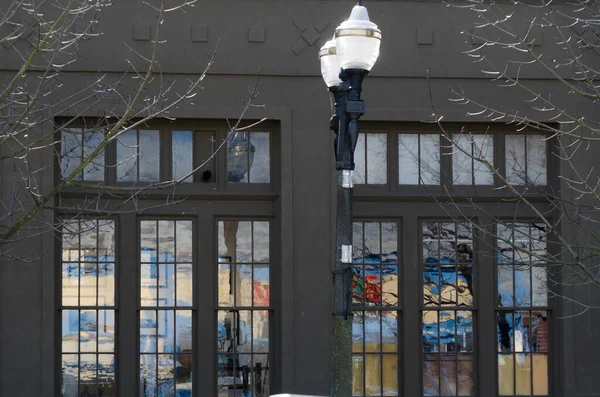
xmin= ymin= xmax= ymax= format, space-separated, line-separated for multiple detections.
xmin=341 ymin=244 xmax=352 ymax=263
xmin=341 ymin=170 xmax=353 ymax=189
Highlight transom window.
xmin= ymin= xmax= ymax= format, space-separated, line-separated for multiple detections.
xmin=58 ymin=121 xmax=276 ymax=188
xmin=451 ymin=134 xmax=494 ymax=185
xmin=505 ymin=135 xmax=547 ymax=186
xmin=398 ymin=134 xmax=440 ymax=185
xmin=61 ymin=129 xmax=105 ymax=181
xmin=348 ymin=127 xmax=548 ymax=189
xmin=353 ymin=133 xmax=388 ymax=185
xmin=117 ymin=129 xmax=160 ymax=182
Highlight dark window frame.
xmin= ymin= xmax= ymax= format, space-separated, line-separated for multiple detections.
xmin=54 ymin=118 xmax=280 ymax=195
xmin=352 ymin=122 xmax=557 ymax=200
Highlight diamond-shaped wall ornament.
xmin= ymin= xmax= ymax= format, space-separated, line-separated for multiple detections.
xmin=292 ymin=18 xmax=330 ymax=55
xmin=302 ymin=26 xmax=320 ymax=46
xmin=314 ymin=19 xmax=330 ymax=33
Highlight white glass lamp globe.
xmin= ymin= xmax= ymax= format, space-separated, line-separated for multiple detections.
xmin=335 ymin=5 xmax=382 ymax=71
xmin=319 ymin=38 xmax=342 ymax=88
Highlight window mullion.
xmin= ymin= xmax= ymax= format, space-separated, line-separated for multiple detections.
xmin=118 ymin=213 xmax=137 ymax=397
xmin=402 ymin=215 xmax=420 ymax=397
xmin=477 ymin=213 xmax=498 ymax=396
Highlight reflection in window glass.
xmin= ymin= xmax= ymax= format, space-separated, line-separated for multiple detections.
xmin=172 ymin=130 xmax=193 ymax=182
xmin=117 ymin=129 xmax=160 ymax=182
xmin=352 ymin=222 xmax=399 ymax=397
xmin=506 ymin=134 xmax=547 ymax=185
xmin=217 ymin=221 xmax=271 ymax=396
xmin=452 ymin=134 xmax=494 ymax=185
xmin=421 ymin=221 xmax=474 ymax=396
xmin=398 ymin=134 xmax=440 ymax=185
xmin=353 ymin=133 xmax=388 ymax=185
xmin=61 ymin=219 xmax=116 ymax=396
xmin=139 ymin=220 xmax=194 ymax=397
xmin=61 ymin=129 xmax=105 ymax=181
xmin=228 ymin=132 xmax=270 ymax=184
xmin=497 ymin=222 xmax=549 ymax=396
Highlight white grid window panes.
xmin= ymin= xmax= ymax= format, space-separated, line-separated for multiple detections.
xmin=505 ymin=135 xmax=547 ymax=186
xmin=398 ymin=134 xmax=440 ymax=185
xmin=452 ymin=134 xmax=494 ymax=185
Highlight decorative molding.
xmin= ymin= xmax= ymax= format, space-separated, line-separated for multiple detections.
xmin=417 ymin=28 xmax=434 ymax=45
xmin=248 ymin=26 xmax=265 ymax=43
xmin=133 ymin=24 xmax=151 ymax=41
xmin=191 ymin=25 xmax=208 ymax=42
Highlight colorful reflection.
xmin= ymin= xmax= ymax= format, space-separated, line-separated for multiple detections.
xmin=61 ymin=220 xmax=116 ymax=396
xmin=352 ymin=221 xmax=400 ymax=397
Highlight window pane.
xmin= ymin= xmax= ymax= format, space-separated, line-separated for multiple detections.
xmin=139 ymin=130 xmax=160 ymax=181
xmin=367 ymin=133 xmax=387 ymax=184
xmin=453 ymin=134 xmax=472 ymax=185
xmin=249 ymin=132 xmax=270 ymax=183
xmin=172 ymin=130 xmax=193 ymax=182
xmin=506 ymin=135 xmax=526 ymax=185
xmin=527 ymin=135 xmax=547 ymax=185
xmin=421 ymin=134 xmax=440 ymax=185
xmin=453 ymin=134 xmax=494 ymax=185
xmin=62 ymin=354 xmax=78 ymax=397
xmin=61 ymin=130 xmax=82 ymax=180
xmin=353 ymin=133 xmax=366 ymax=185
xmin=473 ymin=134 xmax=494 ymax=184
xmin=83 ymin=130 xmax=105 ymax=181
xmin=117 ymin=130 xmax=137 ymax=181
xmin=398 ymin=134 xmax=419 ymax=184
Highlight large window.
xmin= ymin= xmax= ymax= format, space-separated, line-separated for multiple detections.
xmin=61 ymin=219 xmax=116 ymax=397
xmin=422 ymin=221 xmax=474 ymax=396
xmin=352 ymin=221 xmax=400 ymax=396
xmin=139 ymin=220 xmax=194 ymax=397
xmin=217 ymin=220 xmax=271 ymax=397
xmin=496 ymin=223 xmax=549 ymax=396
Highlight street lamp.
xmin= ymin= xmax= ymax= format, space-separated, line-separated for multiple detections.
xmin=319 ymin=3 xmax=381 ymax=397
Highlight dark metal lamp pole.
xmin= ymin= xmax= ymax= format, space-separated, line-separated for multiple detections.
xmin=319 ymin=4 xmax=381 ymax=397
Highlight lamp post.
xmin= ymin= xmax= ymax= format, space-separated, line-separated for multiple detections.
xmin=319 ymin=3 xmax=381 ymax=397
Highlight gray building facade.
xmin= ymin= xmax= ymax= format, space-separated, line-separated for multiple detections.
xmin=0 ymin=0 xmax=599 ymax=396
